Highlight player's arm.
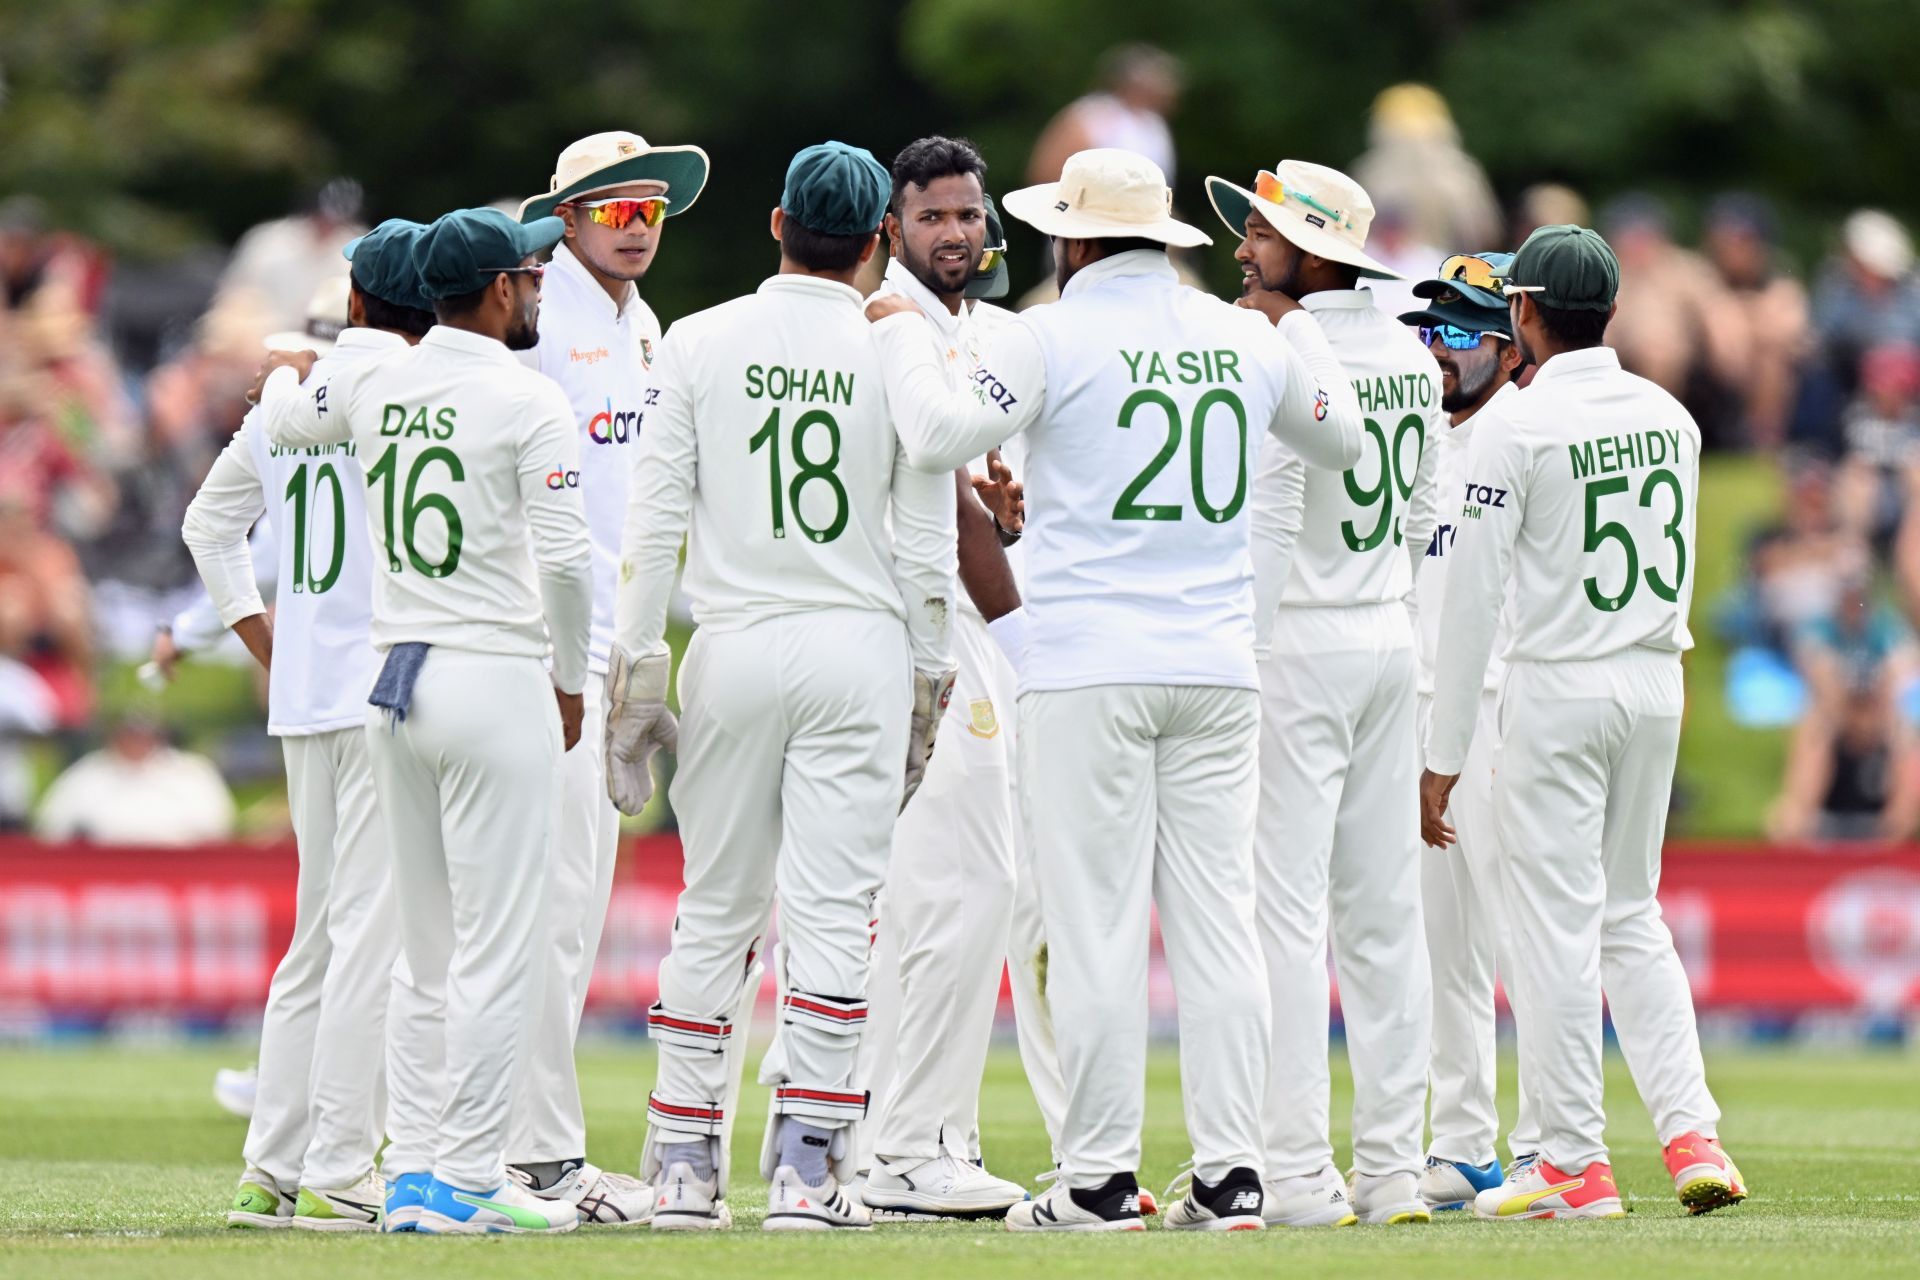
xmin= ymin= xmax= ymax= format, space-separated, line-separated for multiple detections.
xmin=1261 ymin=311 xmax=1364 ymax=472
xmin=954 ymin=467 xmax=1028 ymax=678
xmin=259 ymin=360 xmax=353 ymax=449
xmin=868 ymin=307 xmax=1046 ymax=473
xmin=1249 ymin=435 xmax=1305 ymax=661
xmin=517 ymin=382 xmax=595 ymax=752
xmin=180 ymin=413 xmax=274 ymax=670
xmin=605 ymin=337 xmax=698 ymax=815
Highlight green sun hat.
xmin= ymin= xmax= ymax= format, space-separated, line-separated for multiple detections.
xmin=342 ymin=218 xmax=433 ymax=312
xmin=781 ymin=141 xmax=889 ymax=237
xmin=412 ymin=207 xmax=565 ymax=300
xmin=1504 ymin=224 xmax=1620 ymax=311
xmin=517 ymin=131 xmax=710 ymax=224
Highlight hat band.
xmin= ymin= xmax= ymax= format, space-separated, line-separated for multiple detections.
xmin=1253 ymin=169 xmax=1352 ymax=231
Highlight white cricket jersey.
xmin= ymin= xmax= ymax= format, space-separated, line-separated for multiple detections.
xmin=1413 ymin=382 xmax=1516 ymax=698
xmin=1272 ymin=289 xmax=1444 ymax=614
xmin=1427 ymin=346 xmax=1700 ymax=773
xmin=261 ymin=325 xmax=594 ymax=694
xmin=613 ymin=273 xmax=954 ymax=671
xmin=181 ymin=329 xmax=399 ymax=736
xmin=872 ymin=249 xmax=1365 ymax=693
xmin=522 ymin=243 xmax=661 ymax=676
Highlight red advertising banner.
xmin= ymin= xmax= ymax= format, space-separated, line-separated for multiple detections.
xmin=2 ymin=836 xmax=1916 ymax=1022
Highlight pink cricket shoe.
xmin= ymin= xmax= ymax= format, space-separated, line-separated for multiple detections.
xmin=1664 ymin=1133 xmax=1747 ymax=1215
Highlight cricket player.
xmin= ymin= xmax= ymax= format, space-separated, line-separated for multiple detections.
xmin=187 ymin=222 xmax=433 ymax=1230
xmin=504 ymin=129 xmax=709 ymax=1225
xmin=868 ymin=147 xmax=1365 ymax=1232
xmin=1422 ymin=225 xmax=1746 ymax=1220
xmin=262 ymin=207 xmax=593 ymax=1235
xmin=604 ymin=141 xmax=954 ymax=1233
xmin=852 ymin=134 xmax=1030 ymax=1219
xmin=1205 ymin=159 xmax=1441 ymax=1226
xmin=1394 ymin=253 xmax=1537 ymax=1210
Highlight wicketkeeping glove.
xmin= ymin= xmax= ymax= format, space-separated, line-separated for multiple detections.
xmin=604 ymin=644 xmax=678 ymax=816
xmin=901 ymin=667 xmax=957 ymax=811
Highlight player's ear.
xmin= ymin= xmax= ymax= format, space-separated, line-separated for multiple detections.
xmin=770 ymin=207 xmax=785 ymax=244
xmin=558 ymin=203 xmax=578 ymax=239
xmin=883 ymin=212 xmax=901 ymax=254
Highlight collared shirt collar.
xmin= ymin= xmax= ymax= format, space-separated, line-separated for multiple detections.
xmin=1061 ymin=248 xmax=1177 ymax=299
xmin=550 ymin=241 xmax=643 ymax=323
xmin=1301 ymin=288 xmax=1379 ymax=312
xmin=1530 ymin=345 xmax=1621 ymax=384
xmin=421 ymin=324 xmax=517 ymax=363
xmin=756 ymin=272 xmax=867 ymax=309
xmin=333 ymin=327 xmax=408 ymax=354
xmin=883 ymin=257 xmax=968 ymax=338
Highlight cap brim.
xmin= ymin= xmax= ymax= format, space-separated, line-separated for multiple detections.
xmin=517 ymin=146 xmax=711 ymax=223
xmin=1204 ymin=176 xmax=1403 ymax=280
xmin=518 ymin=215 xmax=568 ymax=258
xmin=1411 ymin=277 xmax=1507 ymax=308
xmin=1395 ymin=305 xmax=1511 ymax=337
xmin=964 ymin=258 xmax=1009 ymax=301
xmin=1002 ymin=181 xmax=1212 ymax=249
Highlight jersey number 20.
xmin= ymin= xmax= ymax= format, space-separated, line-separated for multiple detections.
xmin=1111 ymin=389 xmax=1248 ymax=523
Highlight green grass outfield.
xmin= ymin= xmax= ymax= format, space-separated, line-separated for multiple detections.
xmin=1 ymin=1042 xmax=1916 ymax=1278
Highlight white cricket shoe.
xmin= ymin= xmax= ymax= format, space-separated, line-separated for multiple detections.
xmin=226 ymin=1167 xmax=295 ymax=1228
xmin=762 ymin=1165 xmax=872 ymax=1231
xmin=861 ymin=1153 xmax=1028 ymax=1220
xmin=213 ymin=1067 xmax=257 ymax=1119
xmin=415 ymin=1176 xmax=578 ymax=1234
xmin=649 ymin=1161 xmax=732 ymax=1231
xmin=511 ymin=1161 xmax=652 ymax=1226
xmin=1348 ymin=1170 xmax=1431 ymax=1224
xmin=1261 ymin=1165 xmax=1359 ymax=1227
xmin=1418 ymin=1155 xmax=1506 ymax=1210
xmin=1161 ymin=1165 xmax=1264 ymax=1231
xmin=292 ymin=1170 xmax=384 ymax=1231
xmin=1006 ymin=1174 xmax=1145 ymax=1232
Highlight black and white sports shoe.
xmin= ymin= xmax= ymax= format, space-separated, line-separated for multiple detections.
xmin=1006 ymin=1172 xmax=1145 ymax=1233
xmin=762 ymin=1165 xmax=872 ymax=1231
xmin=1163 ymin=1166 xmax=1265 ymax=1231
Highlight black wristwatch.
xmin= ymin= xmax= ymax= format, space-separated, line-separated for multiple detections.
xmin=993 ymin=516 xmax=1022 ymax=547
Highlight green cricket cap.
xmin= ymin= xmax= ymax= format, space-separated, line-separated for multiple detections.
xmin=411 ymin=207 xmax=565 ymax=301
xmin=965 ymin=194 xmax=1009 ymax=301
xmin=781 ymin=141 xmax=889 ymax=238
xmin=342 ymin=218 xmax=433 ymax=312
xmin=1397 ymin=294 xmax=1512 ymax=337
xmin=1506 ymin=224 xmax=1619 ymax=312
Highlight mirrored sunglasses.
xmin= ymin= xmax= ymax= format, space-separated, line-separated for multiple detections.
xmin=575 ymin=196 xmax=667 ymax=230
xmin=1420 ymin=323 xmax=1503 ymax=350
xmin=1250 ymin=169 xmax=1351 ymax=230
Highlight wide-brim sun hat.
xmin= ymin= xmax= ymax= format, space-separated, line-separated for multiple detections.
xmin=1206 ymin=159 xmax=1401 ymax=279
xmin=264 ymin=275 xmax=350 ymax=353
xmin=1001 ymin=148 xmax=1210 ymax=248
xmin=518 ymin=130 xmax=710 ymax=223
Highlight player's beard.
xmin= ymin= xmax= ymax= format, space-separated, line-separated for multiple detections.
xmin=1440 ymin=348 xmax=1502 ymax=412
xmin=904 ymin=237 xmax=977 ymax=305
xmin=505 ymin=294 xmax=541 ymax=351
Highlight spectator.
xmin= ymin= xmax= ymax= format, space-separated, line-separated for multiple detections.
xmin=1511 ymin=183 xmax=1589 ymax=247
xmin=0 ymin=492 xmax=94 ymax=729
xmin=1745 ymin=459 xmax=1866 ymax=656
xmin=1835 ymin=342 xmax=1920 ymax=559
xmin=1027 ymin=44 xmax=1182 ymax=186
xmin=1704 ymin=192 xmax=1810 ymax=450
xmin=34 ymin=713 xmax=235 ymax=845
xmin=1811 ymin=210 xmax=1920 ymax=383
xmin=0 ymin=651 xmax=55 ymax=830
xmin=211 ymin=176 xmax=364 ymax=333
xmin=1350 ymin=82 xmax=1503 ymax=253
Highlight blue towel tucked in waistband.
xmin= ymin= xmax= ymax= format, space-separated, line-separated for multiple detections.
xmin=369 ymin=642 xmax=431 ymax=723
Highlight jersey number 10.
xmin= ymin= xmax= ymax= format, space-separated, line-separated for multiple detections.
xmin=283 ymin=461 xmax=346 ymax=595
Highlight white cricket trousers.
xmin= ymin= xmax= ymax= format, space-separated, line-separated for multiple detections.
xmin=243 ymin=727 xmax=394 ymax=1190
xmin=1418 ymin=691 xmax=1539 ymax=1166
xmin=368 ymin=649 xmax=562 ymax=1191
xmin=1494 ymin=650 xmax=1719 ymax=1172
xmin=1258 ymin=602 xmax=1431 ymax=1181
xmin=861 ymin=609 xmax=1018 ymax=1163
xmin=1022 ymin=683 xmax=1268 ymax=1188
xmin=647 ymin=608 xmax=909 ymax=1143
xmin=508 ymin=678 xmax=620 ymax=1164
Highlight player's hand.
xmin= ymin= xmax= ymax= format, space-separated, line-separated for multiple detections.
xmin=149 ymin=626 xmax=181 ymax=684
xmin=1236 ymin=286 xmax=1304 ymax=325
xmin=902 ymin=667 xmax=957 ymax=811
xmin=972 ymin=448 xmax=1024 ymax=538
xmin=555 ymin=687 xmax=584 ymax=752
xmin=603 ymin=646 xmax=678 ymax=815
xmin=245 ymin=348 xmax=319 ymax=404
xmin=1419 ymin=768 xmax=1459 ymax=848
xmin=864 ymin=293 xmax=924 ymax=324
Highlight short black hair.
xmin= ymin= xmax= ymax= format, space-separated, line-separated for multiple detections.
xmin=781 ymin=219 xmax=874 ymax=273
xmin=1536 ymin=300 xmax=1611 ymax=348
xmin=432 ymin=283 xmax=492 ymax=323
xmin=890 ymin=136 xmax=987 ymax=214
xmin=352 ymin=278 xmax=435 ymax=337
xmin=1089 ymin=235 xmax=1166 ymax=258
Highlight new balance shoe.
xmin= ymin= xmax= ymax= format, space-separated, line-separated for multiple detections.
xmin=1348 ymin=1170 xmax=1430 ymax=1224
xmin=861 ymin=1153 xmax=1027 ymax=1220
xmin=1419 ymin=1155 xmax=1504 ymax=1211
xmin=414 ymin=1176 xmax=578 ymax=1234
xmin=213 ymin=1066 xmax=257 ymax=1120
xmin=1474 ymin=1158 xmax=1624 ymax=1220
xmin=383 ymin=1171 xmax=431 ymax=1232
xmin=1261 ymin=1165 xmax=1358 ymax=1227
xmin=762 ymin=1165 xmax=872 ymax=1231
xmin=650 ymin=1161 xmax=731 ymax=1231
xmin=1664 ymin=1132 xmax=1747 ymax=1215
xmin=226 ymin=1169 xmax=295 ymax=1228
xmin=511 ymin=1160 xmax=653 ymax=1226
xmin=1161 ymin=1165 xmax=1264 ymax=1231
xmin=292 ymin=1170 xmax=383 ymax=1231
xmin=1007 ymin=1172 xmax=1145 ymax=1233
xmin=1035 ymin=1166 xmax=1156 ymax=1215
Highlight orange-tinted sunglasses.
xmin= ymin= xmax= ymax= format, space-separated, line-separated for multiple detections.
xmin=574 ymin=196 xmax=667 ymax=230
xmin=1436 ymin=253 xmax=1506 ymax=291
xmin=1251 ymin=170 xmax=1351 ymax=230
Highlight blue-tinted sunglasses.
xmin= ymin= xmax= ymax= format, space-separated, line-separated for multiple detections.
xmin=1420 ymin=323 xmax=1505 ymax=351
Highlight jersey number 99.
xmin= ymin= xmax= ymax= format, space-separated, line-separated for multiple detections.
xmin=1341 ymin=414 xmax=1424 ymax=553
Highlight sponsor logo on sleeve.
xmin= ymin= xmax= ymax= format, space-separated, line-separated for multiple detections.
xmin=547 ymin=467 xmax=581 ymax=489
xmin=971 ymin=366 xmax=1018 ymax=414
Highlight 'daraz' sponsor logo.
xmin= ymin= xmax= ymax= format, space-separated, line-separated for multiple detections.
xmin=547 ymin=467 xmax=581 ymax=490
xmin=588 ymin=396 xmax=641 ymax=445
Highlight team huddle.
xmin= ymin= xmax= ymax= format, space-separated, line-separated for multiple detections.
xmin=183 ymin=126 xmax=1747 ymax=1236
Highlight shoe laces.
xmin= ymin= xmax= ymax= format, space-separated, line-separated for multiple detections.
xmin=1161 ymin=1159 xmax=1196 ymax=1205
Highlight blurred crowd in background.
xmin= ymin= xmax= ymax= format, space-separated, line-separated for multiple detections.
xmin=1 ymin=45 xmax=1916 ymax=845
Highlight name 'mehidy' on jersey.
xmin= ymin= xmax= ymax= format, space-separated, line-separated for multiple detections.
xmin=1426 ymin=346 xmax=1699 ymax=773
xmin=181 ymin=329 xmax=401 ymax=736
xmin=260 ymin=326 xmax=594 ymax=693
xmin=612 ymin=273 xmax=955 ymax=671
xmin=873 ymin=249 xmax=1365 ymax=693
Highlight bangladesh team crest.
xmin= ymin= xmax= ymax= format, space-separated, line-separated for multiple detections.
xmin=966 ymin=698 xmax=999 ymax=739
xmin=639 ymin=336 xmax=655 ymax=368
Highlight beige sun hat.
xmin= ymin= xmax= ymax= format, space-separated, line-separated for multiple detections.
xmin=263 ymin=276 xmax=351 ymax=353
xmin=1001 ymin=148 xmax=1210 ymax=248
xmin=1205 ymin=159 xmax=1402 ymax=280
xmin=517 ymin=130 xmax=710 ymax=224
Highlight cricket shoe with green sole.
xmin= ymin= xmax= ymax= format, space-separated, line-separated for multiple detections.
xmin=415 ymin=1175 xmax=578 ymax=1234
xmin=292 ymin=1170 xmax=384 ymax=1231
xmin=227 ymin=1169 xmax=296 ymax=1228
